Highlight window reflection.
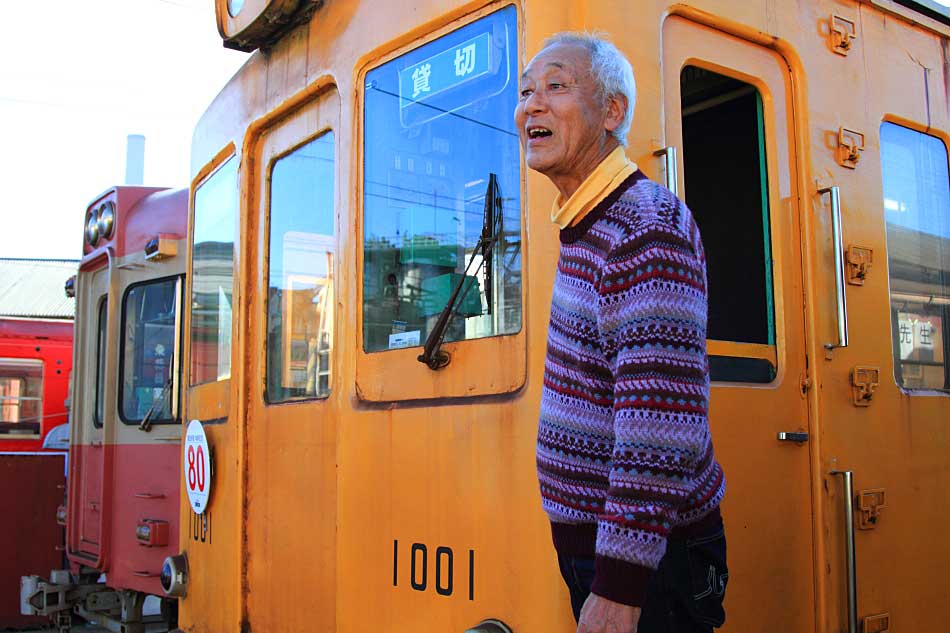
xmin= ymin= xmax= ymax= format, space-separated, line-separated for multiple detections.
xmin=95 ymin=297 xmax=107 ymax=427
xmin=121 ymin=277 xmax=179 ymax=423
xmin=266 ymin=132 xmax=335 ymax=403
xmin=190 ymin=157 xmax=238 ymax=386
xmin=362 ymin=6 xmax=521 ymax=353
xmin=881 ymin=122 xmax=950 ymax=391
xmin=0 ymin=359 xmax=43 ymax=436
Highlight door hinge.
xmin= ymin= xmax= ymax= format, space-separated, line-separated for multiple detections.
xmin=863 ymin=612 xmax=890 ymax=633
xmin=857 ymin=488 xmax=886 ymax=530
xmin=830 ymin=14 xmax=857 ymax=55
xmin=837 ymin=127 xmax=865 ymax=169
xmin=851 ymin=366 xmax=880 ymax=406
xmin=847 ymin=246 xmax=873 ymax=285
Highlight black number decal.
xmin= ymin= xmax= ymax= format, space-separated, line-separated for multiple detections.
xmin=411 ymin=543 xmax=427 ymax=591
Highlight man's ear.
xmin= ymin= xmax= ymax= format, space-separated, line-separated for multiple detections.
xmin=604 ymin=93 xmax=627 ymax=134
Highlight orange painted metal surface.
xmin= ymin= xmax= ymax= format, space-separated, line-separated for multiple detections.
xmin=174 ymin=1 xmax=950 ymax=632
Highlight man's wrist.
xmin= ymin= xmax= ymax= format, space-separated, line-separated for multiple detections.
xmin=591 ymin=555 xmax=652 ymax=607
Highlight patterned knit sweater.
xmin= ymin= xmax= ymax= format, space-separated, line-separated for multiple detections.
xmin=537 ymin=171 xmax=726 ymax=607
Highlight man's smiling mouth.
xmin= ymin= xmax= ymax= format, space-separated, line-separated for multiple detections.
xmin=527 ymin=126 xmax=553 ymax=138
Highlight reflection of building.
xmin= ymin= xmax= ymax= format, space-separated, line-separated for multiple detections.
xmin=190 ymin=241 xmax=234 ymax=382
xmin=887 ymin=224 xmax=949 ymax=389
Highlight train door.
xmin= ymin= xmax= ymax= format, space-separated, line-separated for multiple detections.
xmin=661 ymin=17 xmax=815 ymax=632
xmin=69 ymin=268 xmax=110 ymax=562
xmin=243 ymin=88 xmax=340 ymax=632
xmin=806 ymin=5 xmax=950 ymax=631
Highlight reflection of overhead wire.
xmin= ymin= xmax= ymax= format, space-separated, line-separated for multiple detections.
xmin=367 ymin=84 xmax=518 ymax=138
xmin=365 ymin=181 xmax=520 ymax=217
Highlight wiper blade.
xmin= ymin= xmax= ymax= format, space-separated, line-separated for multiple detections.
xmin=418 ymin=173 xmax=502 ymax=370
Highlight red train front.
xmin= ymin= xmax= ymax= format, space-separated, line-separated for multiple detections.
xmin=24 ymin=185 xmax=188 ymax=633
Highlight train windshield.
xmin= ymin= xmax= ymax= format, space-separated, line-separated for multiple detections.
xmin=120 ymin=277 xmax=181 ymax=423
xmin=361 ymin=6 xmax=522 ymax=353
xmin=0 ymin=358 xmax=42 ymax=436
xmin=190 ymin=157 xmax=238 ymax=385
xmin=881 ymin=122 xmax=950 ymax=391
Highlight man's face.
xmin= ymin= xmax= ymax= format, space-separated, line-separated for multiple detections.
xmin=514 ymin=43 xmax=613 ymax=182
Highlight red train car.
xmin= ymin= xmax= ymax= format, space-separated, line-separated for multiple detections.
xmin=0 ymin=316 xmax=72 ymax=450
xmin=0 ymin=316 xmax=73 ymax=628
xmin=22 ymin=186 xmax=188 ymax=633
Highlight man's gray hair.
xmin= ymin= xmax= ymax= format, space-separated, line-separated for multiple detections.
xmin=542 ymin=32 xmax=636 ymax=146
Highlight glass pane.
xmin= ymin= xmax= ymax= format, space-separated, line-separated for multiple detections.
xmin=95 ymin=297 xmax=107 ymax=427
xmin=121 ymin=278 xmax=179 ymax=422
xmin=190 ymin=157 xmax=238 ymax=385
xmin=362 ymin=6 xmax=521 ymax=352
xmin=680 ymin=65 xmax=776 ymax=382
xmin=266 ymin=132 xmax=335 ymax=403
xmin=0 ymin=359 xmax=43 ymax=435
xmin=881 ymin=122 xmax=950 ymax=391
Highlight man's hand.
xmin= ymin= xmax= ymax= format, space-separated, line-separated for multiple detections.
xmin=576 ymin=593 xmax=641 ymax=633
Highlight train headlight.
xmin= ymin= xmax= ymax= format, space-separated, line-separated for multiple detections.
xmin=97 ymin=202 xmax=115 ymax=240
xmin=161 ymin=554 xmax=188 ymax=597
xmin=85 ymin=210 xmax=100 ymax=245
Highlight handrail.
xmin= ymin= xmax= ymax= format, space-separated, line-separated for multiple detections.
xmin=831 ymin=470 xmax=858 ymax=633
xmin=654 ymin=146 xmax=679 ymax=196
xmin=818 ymin=186 xmax=849 ymax=351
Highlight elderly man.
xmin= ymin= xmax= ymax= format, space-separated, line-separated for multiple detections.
xmin=517 ymin=34 xmax=728 ymax=633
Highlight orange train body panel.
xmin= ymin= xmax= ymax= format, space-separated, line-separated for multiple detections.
xmin=173 ymin=1 xmax=950 ymax=632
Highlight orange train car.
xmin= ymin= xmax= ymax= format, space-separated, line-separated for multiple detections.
xmin=23 ymin=186 xmax=190 ymax=633
xmin=166 ymin=1 xmax=946 ymax=632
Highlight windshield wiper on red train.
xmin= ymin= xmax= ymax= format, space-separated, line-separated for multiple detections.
xmin=418 ymin=173 xmax=502 ymax=370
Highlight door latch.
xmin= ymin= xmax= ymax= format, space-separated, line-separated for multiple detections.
xmin=857 ymin=489 xmax=886 ymax=530
xmin=830 ymin=14 xmax=857 ymax=55
xmin=851 ymin=366 xmax=880 ymax=406
xmin=777 ymin=431 xmax=809 ymax=443
xmin=837 ymin=127 xmax=865 ymax=169
xmin=847 ymin=246 xmax=873 ymax=285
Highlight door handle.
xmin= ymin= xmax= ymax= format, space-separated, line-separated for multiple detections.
xmin=831 ymin=470 xmax=858 ymax=633
xmin=654 ymin=146 xmax=679 ymax=196
xmin=818 ymin=186 xmax=849 ymax=352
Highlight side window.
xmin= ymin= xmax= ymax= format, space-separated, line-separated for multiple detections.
xmin=362 ymin=6 xmax=521 ymax=353
xmin=120 ymin=277 xmax=181 ymax=423
xmin=680 ymin=66 xmax=776 ymax=382
xmin=880 ymin=122 xmax=950 ymax=391
xmin=0 ymin=359 xmax=43 ymax=436
xmin=95 ymin=297 xmax=107 ymax=427
xmin=266 ymin=132 xmax=336 ymax=403
xmin=190 ymin=157 xmax=238 ymax=385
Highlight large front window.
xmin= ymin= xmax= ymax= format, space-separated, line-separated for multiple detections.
xmin=0 ymin=359 xmax=43 ymax=436
xmin=362 ymin=6 xmax=521 ymax=353
xmin=881 ymin=122 xmax=950 ymax=391
xmin=190 ymin=157 xmax=238 ymax=385
xmin=120 ymin=277 xmax=181 ymax=423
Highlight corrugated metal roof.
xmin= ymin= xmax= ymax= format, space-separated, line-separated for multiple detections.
xmin=0 ymin=259 xmax=78 ymax=320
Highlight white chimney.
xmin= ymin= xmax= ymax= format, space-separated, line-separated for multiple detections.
xmin=125 ymin=134 xmax=145 ymax=185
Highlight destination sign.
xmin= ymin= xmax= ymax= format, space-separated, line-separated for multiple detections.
xmin=398 ymin=32 xmax=492 ymax=107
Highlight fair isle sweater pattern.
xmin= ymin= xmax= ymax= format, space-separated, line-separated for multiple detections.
xmin=537 ymin=171 xmax=726 ymax=607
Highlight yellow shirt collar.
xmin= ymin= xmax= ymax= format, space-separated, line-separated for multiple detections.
xmin=551 ymin=146 xmax=638 ymax=229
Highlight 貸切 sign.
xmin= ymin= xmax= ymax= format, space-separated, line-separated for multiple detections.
xmin=399 ymin=32 xmax=492 ymax=106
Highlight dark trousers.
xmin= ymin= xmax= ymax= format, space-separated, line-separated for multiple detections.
xmin=557 ymin=524 xmax=728 ymax=632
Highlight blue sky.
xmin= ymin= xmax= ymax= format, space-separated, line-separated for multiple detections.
xmin=0 ymin=0 xmax=247 ymax=260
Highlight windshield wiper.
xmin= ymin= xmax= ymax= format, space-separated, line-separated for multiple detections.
xmin=418 ymin=173 xmax=502 ymax=370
